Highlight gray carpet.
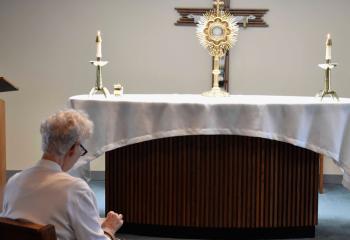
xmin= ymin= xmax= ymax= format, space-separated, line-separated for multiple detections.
xmin=89 ymin=182 xmax=350 ymax=239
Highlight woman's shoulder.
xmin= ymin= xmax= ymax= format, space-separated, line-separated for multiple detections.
xmin=49 ymin=172 xmax=91 ymax=193
xmin=65 ymin=174 xmax=92 ymax=192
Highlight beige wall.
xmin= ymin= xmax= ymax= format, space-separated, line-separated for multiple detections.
xmin=0 ymin=0 xmax=348 ymax=174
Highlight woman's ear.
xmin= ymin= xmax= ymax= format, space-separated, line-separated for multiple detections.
xmin=68 ymin=143 xmax=78 ymax=156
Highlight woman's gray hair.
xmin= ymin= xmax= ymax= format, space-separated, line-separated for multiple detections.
xmin=40 ymin=109 xmax=94 ymax=157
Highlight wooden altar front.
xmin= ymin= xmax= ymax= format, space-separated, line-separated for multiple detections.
xmin=106 ymin=135 xmax=319 ymax=239
xmin=69 ymin=94 xmax=350 ymax=239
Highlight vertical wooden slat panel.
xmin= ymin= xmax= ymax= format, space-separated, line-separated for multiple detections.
xmin=305 ymin=151 xmax=311 ymax=226
xmin=237 ymin=136 xmax=243 ymax=227
xmin=170 ymin=140 xmax=175 ymax=225
xmin=308 ymin=151 xmax=314 ymax=226
xmin=246 ymin=138 xmax=252 ymax=227
xmin=255 ymin=137 xmax=261 ymax=227
xmin=313 ymin=153 xmax=319 ymax=225
xmin=106 ymin=135 xmax=319 ymax=231
xmin=190 ymin=137 xmax=196 ymax=227
xmin=220 ymin=136 xmax=224 ymax=226
xmin=232 ymin=135 xmax=238 ymax=227
xmin=260 ymin=138 xmax=265 ymax=227
xmin=211 ymin=136 xmax=218 ymax=227
xmin=158 ymin=139 xmax=163 ymax=224
xmin=273 ymin=140 xmax=279 ymax=227
xmin=290 ymin=146 xmax=296 ymax=226
xmin=286 ymin=143 xmax=292 ymax=227
xmin=204 ymin=136 xmax=209 ymax=227
xmin=222 ymin=135 xmax=228 ymax=227
xmin=269 ymin=140 xmax=274 ymax=227
xmin=295 ymin=149 xmax=301 ymax=226
xmin=138 ymin=144 xmax=144 ymax=223
xmin=197 ymin=136 xmax=203 ymax=227
xmin=264 ymin=138 xmax=270 ymax=227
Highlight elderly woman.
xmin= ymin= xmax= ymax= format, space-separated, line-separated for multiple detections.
xmin=1 ymin=109 xmax=123 ymax=240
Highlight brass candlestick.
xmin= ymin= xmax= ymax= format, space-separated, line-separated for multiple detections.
xmin=316 ymin=34 xmax=339 ymax=101
xmin=89 ymin=58 xmax=110 ymax=98
xmin=316 ymin=60 xmax=338 ymax=100
xmin=197 ymin=0 xmax=239 ymax=97
xmin=89 ymin=31 xmax=110 ymax=98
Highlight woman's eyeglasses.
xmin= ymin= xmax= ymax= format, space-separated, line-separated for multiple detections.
xmin=79 ymin=144 xmax=88 ymax=156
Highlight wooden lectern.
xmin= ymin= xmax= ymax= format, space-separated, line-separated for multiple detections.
xmin=0 ymin=77 xmax=18 ymax=210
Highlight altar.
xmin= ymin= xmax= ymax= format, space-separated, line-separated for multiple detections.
xmin=69 ymin=94 xmax=350 ymax=239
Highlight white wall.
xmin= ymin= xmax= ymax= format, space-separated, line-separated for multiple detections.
xmin=0 ymin=0 xmax=348 ymax=174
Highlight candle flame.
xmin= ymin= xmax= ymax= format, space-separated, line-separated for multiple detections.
xmin=326 ymin=33 xmax=332 ymax=46
xmin=96 ymin=30 xmax=102 ymax=43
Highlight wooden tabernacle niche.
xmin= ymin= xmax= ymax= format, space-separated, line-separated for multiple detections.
xmin=106 ymin=135 xmax=319 ymax=239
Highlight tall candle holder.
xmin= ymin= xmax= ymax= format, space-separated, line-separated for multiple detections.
xmin=89 ymin=31 xmax=110 ymax=98
xmin=316 ymin=60 xmax=338 ymax=100
xmin=89 ymin=58 xmax=110 ymax=98
xmin=316 ymin=34 xmax=338 ymax=101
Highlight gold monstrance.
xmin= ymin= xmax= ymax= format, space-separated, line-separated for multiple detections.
xmin=197 ymin=0 xmax=239 ymax=97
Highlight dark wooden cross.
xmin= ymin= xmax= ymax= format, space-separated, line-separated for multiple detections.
xmin=175 ymin=0 xmax=269 ymax=91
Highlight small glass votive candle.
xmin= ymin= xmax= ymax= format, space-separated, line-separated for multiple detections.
xmin=113 ymin=84 xmax=123 ymax=96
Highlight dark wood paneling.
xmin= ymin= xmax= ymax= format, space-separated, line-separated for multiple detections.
xmin=175 ymin=8 xmax=269 ymax=27
xmin=106 ymin=135 xmax=318 ymax=237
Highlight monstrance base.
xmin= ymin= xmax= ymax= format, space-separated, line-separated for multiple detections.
xmin=202 ymin=87 xmax=229 ymax=97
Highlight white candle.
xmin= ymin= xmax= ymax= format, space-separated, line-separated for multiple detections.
xmin=325 ymin=33 xmax=332 ymax=60
xmin=96 ymin=30 xmax=102 ymax=58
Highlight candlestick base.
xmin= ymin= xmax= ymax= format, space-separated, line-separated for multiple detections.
xmin=202 ymin=87 xmax=229 ymax=97
xmin=316 ymin=61 xmax=339 ymax=101
xmin=89 ymin=87 xmax=110 ymax=98
xmin=316 ymin=90 xmax=339 ymax=101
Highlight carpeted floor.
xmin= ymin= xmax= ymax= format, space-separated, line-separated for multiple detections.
xmin=89 ymin=182 xmax=350 ymax=239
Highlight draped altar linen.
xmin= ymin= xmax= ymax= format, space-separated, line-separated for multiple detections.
xmin=69 ymin=94 xmax=350 ymax=189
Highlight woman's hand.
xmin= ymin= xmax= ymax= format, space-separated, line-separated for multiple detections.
xmin=101 ymin=211 xmax=124 ymax=237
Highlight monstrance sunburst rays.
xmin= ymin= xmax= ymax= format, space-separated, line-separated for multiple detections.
xmin=196 ymin=10 xmax=239 ymax=57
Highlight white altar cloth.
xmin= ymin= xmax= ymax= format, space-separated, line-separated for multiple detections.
xmin=69 ymin=94 xmax=350 ymax=189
